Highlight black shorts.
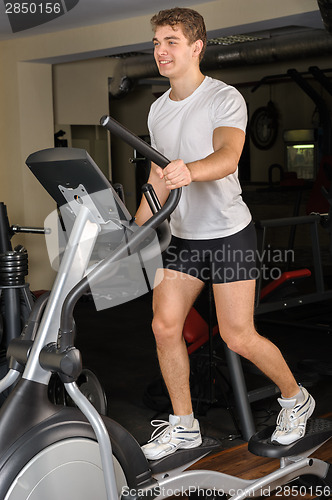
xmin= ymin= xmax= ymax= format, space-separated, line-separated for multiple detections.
xmin=162 ymin=221 xmax=258 ymax=284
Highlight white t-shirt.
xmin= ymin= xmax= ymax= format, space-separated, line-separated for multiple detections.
xmin=148 ymin=76 xmax=252 ymax=239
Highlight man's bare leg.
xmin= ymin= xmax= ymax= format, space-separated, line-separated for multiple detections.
xmin=141 ymin=269 xmax=204 ymax=459
xmin=152 ymin=269 xmax=205 ymax=415
xmin=213 ymin=279 xmax=299 ymax=398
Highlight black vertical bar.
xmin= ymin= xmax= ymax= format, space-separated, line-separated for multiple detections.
xmin=3 ymin=288 xmax=21 ymax=346
xmin=0 ymin=203 xmax=12 ymax=253
xmin=286 ymin=190 xmax=303 ymax=271
xmin=224 ymin=346 xmax=256 ymax=441
xmin=208 ymin=280 xmax=215 ymax=405
xmin=255 ymin=223 xmax=266 ymax=308
xmin=309 ymin=66 xmax=332 ymax=96
xmin=310 ymin=220 xmax=325 ymax=293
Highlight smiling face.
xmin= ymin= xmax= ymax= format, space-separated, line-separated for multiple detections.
xmin=153 ymin=24 xmax=202 ymax=81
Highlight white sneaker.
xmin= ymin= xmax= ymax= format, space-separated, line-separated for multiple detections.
xmin=271 ymin=387 xmax=315 ymax=445
xmin=141 ymin=414 xmax=202 ymax=460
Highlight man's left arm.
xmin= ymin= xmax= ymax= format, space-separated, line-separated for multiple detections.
xmin=158 ymin=126 xmax=245 ymax=190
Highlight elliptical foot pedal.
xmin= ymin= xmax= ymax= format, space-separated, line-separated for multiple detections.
xmin=149 ymin=436 xmax=221 ymax=474
xmin=249 ymin=418 xmax=332 ymax=458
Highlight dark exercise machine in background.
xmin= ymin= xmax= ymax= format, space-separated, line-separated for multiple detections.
xmin=0 ymin=203 xmax=44 ymax=403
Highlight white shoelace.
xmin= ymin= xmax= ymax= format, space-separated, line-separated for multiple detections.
xmin=276 ymin=405 xmax=301 ymax=432
xmin=276 ymin=409 xmax=292 ymax=432
xmin=148 ymin=419 xmax=174 ymax=443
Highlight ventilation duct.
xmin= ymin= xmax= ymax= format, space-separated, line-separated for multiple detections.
xmin=109 ymin=29 xmax=332 ymax=98
xmin=202 ymin=29 xmax=332 ymax=68
xmin=109 ymin=54 xmax=159 ymax=99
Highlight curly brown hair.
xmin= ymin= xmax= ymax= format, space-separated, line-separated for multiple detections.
xmin=150 ymin=7 xmax=207 ymax=62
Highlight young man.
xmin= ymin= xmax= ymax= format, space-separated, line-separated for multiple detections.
xmin=135 ymin=7 xmax=315 ymax=460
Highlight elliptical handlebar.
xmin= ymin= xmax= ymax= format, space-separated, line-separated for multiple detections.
xmin=100 ymin=114 xmax=181 ymax=231
xmin=100 ymin=115 xmax=168 ymax=168
xmin=142 ymin=183 xmax=172 ymax=254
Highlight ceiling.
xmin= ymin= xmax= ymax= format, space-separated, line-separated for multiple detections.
xmin=0 ymin=0 xmax=214 ymax=41
xmin=0 ymin=0 xmax=326 ymax=62
xmin=0 ymin=0 xmax=326 ymax=39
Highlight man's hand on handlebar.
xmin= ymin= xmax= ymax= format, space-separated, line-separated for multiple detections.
xmin=156 ymin=159 xmax=192 ymax=190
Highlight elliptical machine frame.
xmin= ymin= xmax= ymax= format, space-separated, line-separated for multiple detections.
xmin=0 ymin=115 xmax=331 ymax=500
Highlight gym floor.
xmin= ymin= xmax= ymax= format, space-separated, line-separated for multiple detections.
xmin=74 ymin=290 xmax=332 ymax=449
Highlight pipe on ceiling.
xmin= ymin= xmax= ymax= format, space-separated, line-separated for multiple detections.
xmin=109 ymin=54 xmax=159 ymax=99
xmin=109 ymin=29 xmax=332 ymax=99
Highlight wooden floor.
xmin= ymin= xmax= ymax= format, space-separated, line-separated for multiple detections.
xmin=189 ymin=417 xmax=332 ymax=499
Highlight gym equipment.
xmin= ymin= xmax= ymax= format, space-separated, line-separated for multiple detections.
xmin=48 ymin=367 xmax=108 ymax=415
xmin=0 ymin=202 xmax=44 ymax=347
xmin=0 ymin=202 xmax=45 ymax=402
xmin=0 ymin=115 xmax=331 ymax=500
xmin=255 ymin=211 xmax=332 ymax=316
